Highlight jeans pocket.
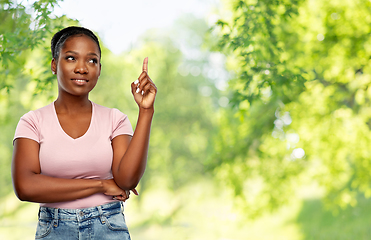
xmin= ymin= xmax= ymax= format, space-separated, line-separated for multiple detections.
xmin=103 ymin=212 xmax=129 ymax=231
xmin=35 ymin=219 xmax=53 ymax=239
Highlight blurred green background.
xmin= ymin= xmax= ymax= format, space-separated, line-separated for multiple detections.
xmin=1 ymin=0 xmax=371 ymax=239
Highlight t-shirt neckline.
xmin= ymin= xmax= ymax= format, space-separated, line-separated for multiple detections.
xmin=52 ymin=101 xmax=94 ymax=141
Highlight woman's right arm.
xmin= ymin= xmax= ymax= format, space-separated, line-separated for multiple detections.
xmin=12 ymin=138 xmax=127 ymax=203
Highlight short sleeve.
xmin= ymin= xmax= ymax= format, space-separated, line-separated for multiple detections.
xmin=110 ymin=108 xmax=134 ymax=140
xmin=13 ymin=111 xmax=40 ymax=144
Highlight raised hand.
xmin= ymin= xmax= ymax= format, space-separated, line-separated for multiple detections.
xmin=131 ymin=57 xmax=157 ymax=109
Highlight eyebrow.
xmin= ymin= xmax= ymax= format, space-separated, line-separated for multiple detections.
xmin=65 ymin=51 xmax=99 ymax=57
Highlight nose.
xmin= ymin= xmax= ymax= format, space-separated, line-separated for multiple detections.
xmin=74 ymin=60 xmax=88 ymax=74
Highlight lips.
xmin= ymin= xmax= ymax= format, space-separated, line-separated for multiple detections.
xmin=71 ymin=79 xmax=89 ymax=85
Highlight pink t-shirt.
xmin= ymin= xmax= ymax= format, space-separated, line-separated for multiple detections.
xmin=13 ymin=101 xmax=133 ymax=209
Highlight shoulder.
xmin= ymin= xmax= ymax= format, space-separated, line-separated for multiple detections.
xmin=92 ymin=102 xmax=129 ymax=119
xmin=20 ymin=102 xmax=54 ymax=124
xmin=91 ymin=102 xmax=134 ymax=138
xmin=14 ymin=103 xmax=54 ymax=143
xmin=92 ymin=102 xmax=133 ymax=137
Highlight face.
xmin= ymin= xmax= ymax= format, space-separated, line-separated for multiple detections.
xmin=51 ymin=34 xmax=101 ymax=98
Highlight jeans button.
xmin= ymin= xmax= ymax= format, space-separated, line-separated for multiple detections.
xmin=79 ymin=212 xmax=84 ymax=216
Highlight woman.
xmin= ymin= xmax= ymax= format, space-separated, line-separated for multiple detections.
xmin=11 ymin=26 xmax=157 ymax=239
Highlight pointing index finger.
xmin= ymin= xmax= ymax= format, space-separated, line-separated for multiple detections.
xmin=142 ymin=57 xmax=148 ymax=73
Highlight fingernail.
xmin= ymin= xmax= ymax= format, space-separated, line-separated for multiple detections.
xmin=141 ymin=90 xmax=144 ymax=95
xmin=136 ymin=88 xmax=140 ymax=93
xmin=134 ymin=79 xmax=139 ymax=84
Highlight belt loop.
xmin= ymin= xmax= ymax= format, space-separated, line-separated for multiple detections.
xmin=53 ymin=208 xmax=59 ymax=227
xmin=97 ymin=205 xmax=106 ymax=224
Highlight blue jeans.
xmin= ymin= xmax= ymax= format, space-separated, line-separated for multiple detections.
xmin=35 ymin=202 xmax=131 ymax=240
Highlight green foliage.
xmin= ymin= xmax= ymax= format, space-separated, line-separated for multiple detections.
xmin=212 ymin=0 xmax=371 ymax=215
xmin=214 ymin=0 xmax=306 ymax=105
xmin=0 ymin=0 xmax=60 ymax=92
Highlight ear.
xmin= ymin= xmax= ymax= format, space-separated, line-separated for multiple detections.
xmin=51 ymin=58 xmax=57 ymax=74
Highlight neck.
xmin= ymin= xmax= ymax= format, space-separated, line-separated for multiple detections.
xmin=54 ymin=94 xmax=91 ymax=114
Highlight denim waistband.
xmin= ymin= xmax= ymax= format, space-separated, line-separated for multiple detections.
xmin=38 ymin=201 xmax=123 ymax=223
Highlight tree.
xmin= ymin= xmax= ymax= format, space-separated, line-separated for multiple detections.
xmin=212 ymin=0 xmax=371 ymax=215
xmin=0 ymin=0 xmax=62 ymax=92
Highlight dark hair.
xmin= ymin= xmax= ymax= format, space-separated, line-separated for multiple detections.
xmin=51 ymin=26 xmax=101 ymax=60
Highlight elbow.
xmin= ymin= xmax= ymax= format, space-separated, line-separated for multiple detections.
xmin=16 ymin=193 xmax=30 ymax=202
xmin=13 ymin=183 xmax=34 ymax=202
xmin=115 ymin=177 xmax=140 ymax=191
xmin=113 ymin=169 xmax=143 ymax=190
xmin=14 ymin=189 xmax=29 ymax=202
xmin=118 ymin=181 xmax=139 ymax=191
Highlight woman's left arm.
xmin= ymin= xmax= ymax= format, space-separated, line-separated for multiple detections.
xmin=111 ymin=57 xmax=157 ymax=191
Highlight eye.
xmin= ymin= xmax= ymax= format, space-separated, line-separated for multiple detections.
xmin=89 ymin=58 xmax=98 ymax=64
xmin=66 ymin=56 xmax=75 ymax=61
